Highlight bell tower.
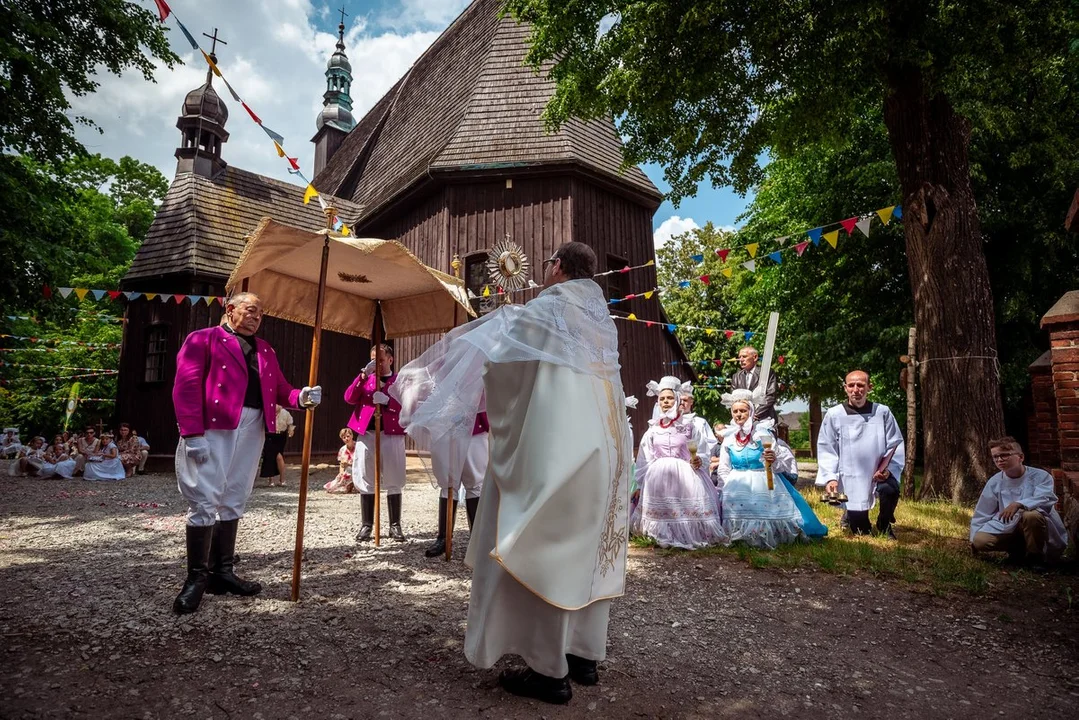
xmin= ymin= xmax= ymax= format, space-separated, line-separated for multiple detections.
xmin=175 ymin=29 xmax=230 ymax=178
xmin=312 ymin=8 xmax=356 ymax=176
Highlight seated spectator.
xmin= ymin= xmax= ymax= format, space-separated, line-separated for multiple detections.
xmin=42 ymin=435 xmax=77 ymax=479
xmin=970 ymin=437 xmax=1068 ymax=566
xmin=9 ymin=436 xmax=46 ymax=476
xmin=74 ymin=427 xmax=101 ymax=476
xmin=116 ymin=423 xmax=141 ymax=477
xmin=136 ymin=433 xmax=150 ymax=474
xmin=1 ymin=428 xmax=22 ymax=460
xmin=83 ymin=430 xmax=125 ymax=481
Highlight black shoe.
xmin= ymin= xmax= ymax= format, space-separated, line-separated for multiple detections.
xmin=355 ymin=524 xmax=373 ymax=542
xmin=356 ymin=493 xmax=375 ymax=542
xmin=875 ymin=524 xmax=897 ymax=541
xmin=388 ymin=523 xmax=406 ymax=542
xmin=206 ymin=519 xmax=262 ymax=596
xmin=387 ymin=494 xmax=405 ymax=541
xmin=424 ymin=537 xmax=446 ymax=557
xmin=173 ymin=524 xmax=213 ymax=615
xmin=498 ymin=668 xmax=572 ymax=705
xmin=566 ymin=654 xmax=599 ymax=685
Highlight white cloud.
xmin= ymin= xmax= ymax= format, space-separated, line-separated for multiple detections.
xmin=376 ymin=0 xmax=472 ymax=30
xmin=653 ymin=215 xmax=700 ymax=250
xmin=68 ymin=1 xmax=444 ymax=188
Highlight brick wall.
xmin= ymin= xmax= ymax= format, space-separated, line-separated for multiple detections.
xmin=1025 ymin=351 xmax=1060 ymax=469
xmin=1039 ymin=291 xmax=1079 ymax=501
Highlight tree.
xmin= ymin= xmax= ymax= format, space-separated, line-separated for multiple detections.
xmin=0 ymin=0 xmax=178 ymax=163
xmin=505 ymin=0 xmax=1079 ymax=502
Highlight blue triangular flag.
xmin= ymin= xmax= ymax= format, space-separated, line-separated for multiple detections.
xmin=678 ymin=280 xmax=691 ymax=288
xmin=261 ymin=124 xmax=285 ymax=144
xmin=690 ymin=254 xmax=704 ymax=264
xmin=745 ymin=331 xmax=755 ymax=341
xmin=127 ymin=292 xmax=142 ymax=301
xmin=807 ymin=227 xmax=823 ymax=246
xmin=609 ymin=298 xmax=621 ymax=304
xmin=91 ymin=289 xmax=106 ymax=300
xmin=175 ymin=19 xmax=200 ymax=50
xmin=893 ymin=204 xmax=903 ymax=219
xmin=768 ymin=251 xmax=783 ymax=264
xmin=667 ymin=324 xmax=676 ymax=332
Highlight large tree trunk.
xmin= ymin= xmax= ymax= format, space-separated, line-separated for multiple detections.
xmin=882 ymin=70 xmax=1004 ymax=504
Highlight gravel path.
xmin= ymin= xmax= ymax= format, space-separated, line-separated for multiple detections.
xmin=2 ymin=462 xmax=1077 ymax=719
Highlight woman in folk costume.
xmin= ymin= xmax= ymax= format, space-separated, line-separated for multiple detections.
xmin=716 ymin=390 xmax=826 ymax=548
xmin=631 ymin=376 xmax=728 ymax=549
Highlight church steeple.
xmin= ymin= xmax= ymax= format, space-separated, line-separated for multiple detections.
xmin=175 ymin=29 xmax=230 ymax=178
xmin=312 ymin=9 xmax=356 ymax=176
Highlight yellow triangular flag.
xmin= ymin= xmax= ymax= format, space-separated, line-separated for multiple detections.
xmin=482 ymin=286 xmax=491 ymax=297
xmin=746 ymin=243 xmax=759 ymax=258
xmin=201 ymin=50 xmax=222 ymax=78
xmin=303 ymin=184 xmax=318 ymax=205
xmin=877 ymin=206 xmax=895 ymax=225
xmin=644 ymin=260 xmax=655 ymax=267
xmin=824 ymin=230 xmax=840 ymax=248
xmin=74 ymin=288 xmax=89 ymax=301
xmin=273 ymin=141 xmax=286 ymax=158
xmin=721 ymin=267 xmax=733 ymax=278
xmin=145 ymin=293 xmax=157 ymax=301
xmin=340 ymin=223 xmax=351 ymax=237
xmin=643 ymin=291 xmax=654 ymax=299
xmin=706 ymin=329 xmax=717 ymax=336
xmin=627 ymin=314 xmax=637 ymax=320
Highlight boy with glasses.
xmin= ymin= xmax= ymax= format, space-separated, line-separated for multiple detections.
xmin=969 ymin=437 xmax=1067 ymax=567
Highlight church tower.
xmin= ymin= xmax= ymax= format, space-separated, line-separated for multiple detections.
xmin=174 ymin=40 xmax=229 ymax=179
xmin=312 ymin=14 xmax=356 ymax=176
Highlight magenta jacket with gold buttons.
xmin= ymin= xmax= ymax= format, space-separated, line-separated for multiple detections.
xmin=172 ymin=326 xmax=301 ymax=437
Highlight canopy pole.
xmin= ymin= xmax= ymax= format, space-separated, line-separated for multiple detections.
xmin=373 ymin=303 xmax=384 ymax=547
xmin=446 ymin=252 xmax=463 ymax=562
xmin=290 ymin=210 xmax=333 ymax=601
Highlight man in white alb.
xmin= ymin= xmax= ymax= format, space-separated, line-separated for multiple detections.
xmin=393 ymin=242 xmax=631 ymax=705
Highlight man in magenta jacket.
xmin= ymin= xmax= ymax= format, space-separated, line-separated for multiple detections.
xmin=171 ymin=292 xmax=321 ymax=614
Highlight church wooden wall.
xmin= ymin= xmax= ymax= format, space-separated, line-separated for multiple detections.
xmin=117 ymin=291 xmax=369 ymax=461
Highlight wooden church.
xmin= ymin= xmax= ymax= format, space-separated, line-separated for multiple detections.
xmin=119 ymin=0 xmax=687 ymax=457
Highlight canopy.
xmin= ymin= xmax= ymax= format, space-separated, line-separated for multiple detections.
xmin=226 ymin=217 xmax=474 ymax=338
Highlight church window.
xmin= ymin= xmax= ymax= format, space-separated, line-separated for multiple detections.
xmin=144 ymin=325 xmax=169 ymax=383
xmin=606 ymin=254 xmax=629 ymax=314
xmin=465 ymin=251 xmax=499 ymax=316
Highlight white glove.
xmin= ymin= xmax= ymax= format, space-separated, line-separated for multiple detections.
xmin=372 ymin=391 xmax=390 ymax=406
xmin=624 ymin=395 xmax=639 ymax=410
xmin=299 ymin=385 xmax=322 ymax=408
xmin=362 ymin=359 xmax=375 ymax=377
xmin=184 ymin=436 xmax=210 ymax=465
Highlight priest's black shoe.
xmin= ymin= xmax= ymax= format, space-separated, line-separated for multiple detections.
xmin=173 ymin=524 xmax=213 ymax=615
xmin=566 ymin=654 xmax=599 ymax=685
xmin=424 ymin=538 xmax=446 ymax=557
xmin=498 ymin=668 xmax=572 ymax=705
xmin=206 ymin=519 xmax=262 ymax=596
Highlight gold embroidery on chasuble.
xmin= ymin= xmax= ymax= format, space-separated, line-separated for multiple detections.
xmin=596 ymin=380 xmax=628 ymax=577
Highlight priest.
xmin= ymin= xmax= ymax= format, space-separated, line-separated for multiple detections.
xmin=815 ymin=370 xmax=905 ymax=538
xmin=392 ymin=242 xmax=632 ymax=705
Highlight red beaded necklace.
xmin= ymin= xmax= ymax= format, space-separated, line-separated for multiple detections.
xmin=658 ymin=412 xmax=681 ymax=428
xmin=734 ymin=426 xmax=753 ymax=446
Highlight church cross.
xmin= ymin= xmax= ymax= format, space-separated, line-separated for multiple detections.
xmin=338 ymin=6 xmax=349 ymax=25
xmin=202 ymin=28 xmax=228 ymax=56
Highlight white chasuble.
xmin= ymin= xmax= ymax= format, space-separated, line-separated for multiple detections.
xmin=815 ymin=403 xmax=905 ymax=511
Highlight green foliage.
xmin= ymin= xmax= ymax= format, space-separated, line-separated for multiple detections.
xmin=0 ymin=0 xmax=178 ymax=163
xmin=0 ymin=154 xmax=167 ymax=438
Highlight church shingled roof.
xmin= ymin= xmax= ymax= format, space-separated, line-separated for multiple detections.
xmin=123 ymin=166 xmax=362 ymax=283
xmin=312 ymin=0 xmax=660 ymax=223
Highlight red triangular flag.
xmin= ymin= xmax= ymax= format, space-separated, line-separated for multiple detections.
xmin=619 ymin=266 xmax=631 ymax=273
xmin=716 ymin=248 xmax=730 ymax=262
xmin=646 ymin=321 xmax=655 ymax=328
xmin=700 ymin=274 xmax=710 ymax=285
xmin=778 ymin=355 xmax=786 ymax=364
xmin=794 ymin=241 xmax=809 ymax=256
xmin=107 ymin=290 xmax=122 ymax=300
xmin=173 ymin=294 xmax=186 ymax=304
xmin=724 ymin=330 xmax=734 ymax=339
xmin=288 ymin=156 xmax=300 ymax=171
xmin=840 ymin=217 xmax=858 ymax=235
xmin=242 ymin=102 xmax=261 ymax=125
xmin=153 ymin=0 xmax=171 ymax=23
xmin=714 ymin=359 xmax=723 ymax=368
xmin=42 ymin=284 xmax=52 ymax=298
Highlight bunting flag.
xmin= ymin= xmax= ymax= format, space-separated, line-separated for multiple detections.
xmin=482 ymin=286 xmax=491 ymax=298
xmin=241 ymin=102 xmax=261 ymax=124
xmin=893 ymin=205 xmax=903 ymax=219
xmin=877 ymin=206 xmax=896 ymax=225
xmin=700 ymin=275 xmax=710 ymax=285
xmin=768 ymin=251 xmax=782 ymax=264
xmin=75 ymin=289 xmax=89 ymax=301
xmin=221 ymin=77 xmax=243 ymax=103
xmin=261 ymin=124 xmax=285 ymax=144
xmin=303 ymin=184 xmax=318 ymax=205
xmin=807 ymin=227 xmax=823 ymax=246
xmin=175 ymin=19 xmax=199 ymax=50
xmin=594 ymin=259 xmax=655 ymax=277
xmin=855 ymin=216 xmax=872 ymax=237
xmin=840 ymin=217 xmax=859 ymax=235
xmin=824 ymin=230 xmax=840 ymax=249
xmin=744 ymin=331 xmax=755 ymax=342
xmin=794 ymin=241 xmax=810 ymax=257
xmin=746 ymin=243 xmax=759 ymax=258
xmin=742 ymin=260 xmax=756 ymax=272
xmin=775 ymin=236 xmax=789 ymax=246
xmin=153 ymin=0 xmax=171 ymax=23
xmin=611 ymin=315 xmax=756 ymax=337
xmin=273 ymin=141 xmax=286 ymax=158
xmin=716 ymin=249 xmax=730 ymax=263
xmin=0 ymin=362 xmax=118 ymax=371
xmin=201 ymin=50 xmax=222 ymax=78
xmin=0 ymin=336 xmax=121 ymax=349
xmin=59 ymin=287 xmax=73 ymax=299
xmin=288 ymin=156 xmax=301 ymax=171
xmin=0 ymin=371 xmax=120 ymax=384
xmin=690 ymin=254 xmax=705 ymax=264
xmin=47 ymin=287 xmax=223 ymax=305
xmin=721 ymin=267 xmax=733 ymax=278
xmin=678 ymin=280 xmax=691 ymax=288
xmin=91 ymin=290 xmax=106 ymax=301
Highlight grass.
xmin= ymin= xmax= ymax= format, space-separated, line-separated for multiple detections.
xmin=630 ymin=489 xmax=1077 ymax=598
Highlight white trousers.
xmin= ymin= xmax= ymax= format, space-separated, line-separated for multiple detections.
xmin=175 ymin=407 xmax=265 ymax=527
xmin=432 ymin=432 xmax=488 ymax=500
xmin=352 ymin=433 xmax=406 ymax=494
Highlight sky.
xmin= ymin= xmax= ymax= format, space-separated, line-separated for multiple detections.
xmin=71 ymin=0 xmax=749 ymax=249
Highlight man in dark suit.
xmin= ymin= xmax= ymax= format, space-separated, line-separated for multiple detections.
xmin=729 ymin=346 xmax=778 ymax=422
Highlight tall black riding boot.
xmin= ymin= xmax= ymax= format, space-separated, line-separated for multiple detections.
xmin=388 ymin=493 xmax=406 ymax=541
xmin=465 ymin=497 xmax=480 ymax=532
xmin=207 ymin=519 xmax=262 ymax=596
xmin=356 ymin=493 xmax=374 ymax=541
xmin=173 ymin=524 xmax=214 ymax=614
xmin=425 ymin=496 xmax=456 ymax=557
